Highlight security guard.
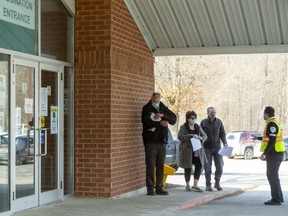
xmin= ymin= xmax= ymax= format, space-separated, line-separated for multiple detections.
xmin=259 ymin=106 xmax=285 ymax=205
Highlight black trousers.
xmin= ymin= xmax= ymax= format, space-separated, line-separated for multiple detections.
xmin=184 ymin=156 xmax=202 ymax=182
xmin=145 ymin=143 xmax=166 ymax=191
xmin=266 ymin=154 xmax=284 ymax=202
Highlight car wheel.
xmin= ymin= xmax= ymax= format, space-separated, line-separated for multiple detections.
xmin=16 ymin=153 xmax=23 ymax=165
xmin=244 ymin=148 xmax=253 ymax=160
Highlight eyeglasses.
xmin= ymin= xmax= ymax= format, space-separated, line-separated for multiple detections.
xmin=191 ymin=117 xmax=196 ymax=120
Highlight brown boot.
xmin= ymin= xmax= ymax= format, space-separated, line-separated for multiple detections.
xmin=214 ymin=181 xmax=222 ymax=191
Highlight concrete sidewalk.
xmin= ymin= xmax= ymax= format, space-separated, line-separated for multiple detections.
xmin=15 ymin=184 xmax=243 ymax=216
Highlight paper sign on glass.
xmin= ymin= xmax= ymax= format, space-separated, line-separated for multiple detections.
xmin=190 ymin=138 xmax=202 ymax=152
xmin=41 ymin=87 xmax=48 ymax=116
xmin=50 ymin=106 xmax=58 ymax=134
xmin=218 ymin=146 xmax=233 ymax=157
xmin=25 ymin=98 xmax=33 ymax=114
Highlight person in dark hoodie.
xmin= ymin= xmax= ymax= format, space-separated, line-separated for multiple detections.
xmin=200 ymin=107 xmax=228 ymax=192
xmin=142 ymin=92 xmax=177 ymax=196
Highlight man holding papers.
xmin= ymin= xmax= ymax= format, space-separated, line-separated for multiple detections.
xmin=200 ymin=107 xmax=228 ymax=192
xmin=178 ymin=111 xmax=208 ymax=192
xmin=142 ymin=92 xmax=177 ymax=196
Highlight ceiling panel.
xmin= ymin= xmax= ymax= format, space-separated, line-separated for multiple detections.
xmin=124 ymin=0 xmax=288 ymax=56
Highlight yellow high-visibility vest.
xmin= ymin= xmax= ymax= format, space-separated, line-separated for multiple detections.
xmin=260 ymin=118 xmax=285 ymax=152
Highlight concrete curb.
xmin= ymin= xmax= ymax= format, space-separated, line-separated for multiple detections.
xmin=178 ymin=188 xmax=243 ymax=210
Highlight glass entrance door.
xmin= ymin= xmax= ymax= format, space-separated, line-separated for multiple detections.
xmin=12 ymin=60 xmax=63 ymax=212
xmin=13 ymin=59 xmax=39 ymax=212
xmin=39 ymin=64 xmax=63 ymax=204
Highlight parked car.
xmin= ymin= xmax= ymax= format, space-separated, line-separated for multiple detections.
xmin=165 ymin=129 xmax=180 ymax=171
xmin=283 ymin=136 xmax=288 ymax=161
xmin=0 ymin=133 xmax=9 ymax=163
xmin=0 ymin=133 xmax=34 ymax=165
xmin=226 ymin=131 xmax=262 ymax=160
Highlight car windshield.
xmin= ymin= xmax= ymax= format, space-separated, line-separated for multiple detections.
xmin=227 ymin=134 xmax=235 ymax=140
xmin=16 ymin=137 xmax=28 ymax=149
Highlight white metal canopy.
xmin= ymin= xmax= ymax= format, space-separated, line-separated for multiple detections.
xmin=124 ymin=0 xmax=288 ymax=56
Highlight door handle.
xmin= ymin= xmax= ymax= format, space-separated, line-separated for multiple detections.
xmin=39 ymin=128 xmax=49 ymax=156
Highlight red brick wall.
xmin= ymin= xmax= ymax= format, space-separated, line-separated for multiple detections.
xmin=75 ymin=0 xmax=154 ymax=197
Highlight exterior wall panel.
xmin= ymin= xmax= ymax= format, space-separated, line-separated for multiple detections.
xmin=75 ymin=0 xmax=154 ymax=197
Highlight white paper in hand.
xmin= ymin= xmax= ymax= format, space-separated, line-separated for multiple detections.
xmin=190 ymin=138 xmax=202 ymax=152
xmin=150 ymin=113 xmax=161 ymax=122
xmin=218 ymin=146 xmax=233 ymax=157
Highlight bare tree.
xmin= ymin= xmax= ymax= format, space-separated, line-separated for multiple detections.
xmin=155 ymin=54 xmax=288 ymax=135
xmin=277 ymin=56 xmax=288 ymax=127
xmin=257 ymin=55 xmax=272 ymax=131
xmin=155 ymin=56 xmax=206 ymax=130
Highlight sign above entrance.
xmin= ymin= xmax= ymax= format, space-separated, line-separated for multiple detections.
xmin=0 ymin=0 xmax=35 ymax=30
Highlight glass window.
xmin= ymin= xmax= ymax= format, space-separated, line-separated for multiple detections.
xmin=227 ymin=135 xmax=235 ymax=140
xmin=240 ymin=134 xmax=247 ymax=141
xmin=0 ymin=0 xmax=38 ymax=55
xmin=41 ymin=0 xmax=74 ymax=62
xmin=0 ymin=53 xmax=10 ymax=212
xmin=64 ymin=67 xmax=74 ymax=195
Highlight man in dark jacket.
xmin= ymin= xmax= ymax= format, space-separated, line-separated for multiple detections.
xmin=142 ymin=92 xmax=177 ymax=196
xmin=200 ymin=107 xmax=227 ymax=192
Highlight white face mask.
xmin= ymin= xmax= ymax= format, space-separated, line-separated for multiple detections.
xmin=152 ymin=102 xmax=160 ymax=108
xmin=188 ymin=118 xmax=196 ymax=125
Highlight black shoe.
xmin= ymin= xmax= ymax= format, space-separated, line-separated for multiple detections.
xmin=264 ymin=200 xmax=281 ymax=205
xmin=185 ymin=186 xmax=192 ymax=191
xmin=205 ymin=186 xmax=213 ymax=192
xmin=214 ymin=182 xmax=222 ymax=191
xmin=156 ymin=189 xmax=169 ymax=195
xmin=147 ymin=191 xmax=156 ymax=196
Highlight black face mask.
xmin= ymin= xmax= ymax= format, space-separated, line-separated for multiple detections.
xmin=208 ymin=114 xmax=215 ymax=119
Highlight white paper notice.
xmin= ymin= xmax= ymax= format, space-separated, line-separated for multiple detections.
xmin=41 ymin=88 xmax=48 ymax=116
xmin=218 ymin=146 xmax=233 ymax=157
xmin=25 ymin=98 xmax=33 ymax=114
xmin=50 ymin=106 xmax=58 ymax=134
xmin=190 ymin=138 xmax=202 ymax=152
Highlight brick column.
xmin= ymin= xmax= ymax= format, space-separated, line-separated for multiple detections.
xmin=75 ymin=0 xmax=154 ymax=197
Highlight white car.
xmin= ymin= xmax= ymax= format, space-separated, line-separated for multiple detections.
xmin=226 ymin=131 xmax=262 ymax=160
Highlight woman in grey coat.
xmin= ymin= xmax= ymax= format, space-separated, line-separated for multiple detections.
xmin=178 ymin=110 xmax=208 ymax=192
